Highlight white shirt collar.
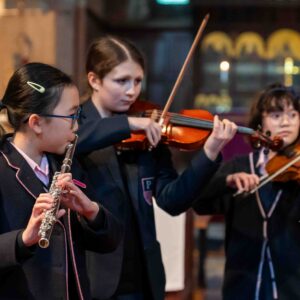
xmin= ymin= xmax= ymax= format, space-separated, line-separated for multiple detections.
xmin=9 ymin=140 xmax=49 ymax=185
xmin=256 ymin=148 xmax=269 ymax=175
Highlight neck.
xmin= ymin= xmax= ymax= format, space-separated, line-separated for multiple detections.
xmin=11 ymin=132 xmax=43 ymax=165
xmin=91 ymin=94 xmax=112 ymax=118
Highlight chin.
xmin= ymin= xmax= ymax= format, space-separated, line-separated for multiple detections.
xmin=53 ymin=148 xmax=65 ymax=156
xmin=283 ymin=139 xmax=296 ymax=148
xmin=54 ymin=144 xmax=69 ymax=155
xmin=114 ymin=107 xmax=131 ymax=113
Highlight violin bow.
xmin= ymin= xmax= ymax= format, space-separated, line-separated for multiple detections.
xmin=234 ymin=152 xmax=300 ymax=197
xmin=158 ymin=13 xmax=210 ymax=126
xmin=251 ymin=153 xmax=300 ymax=193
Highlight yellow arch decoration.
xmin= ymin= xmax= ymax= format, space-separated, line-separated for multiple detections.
xmin=235 ymin=32 xmax=266 ymax=58
xmin=267 ymin=29 xmax=300 ymax=60
xmin=202 ymin=31 xmax=234 ymax=57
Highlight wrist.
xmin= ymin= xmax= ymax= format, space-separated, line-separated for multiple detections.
xmin=128 ymin=117 xmax=137 ymax=130
xmin=226 ymin=175 xmax=233 ymax=186
xmin=22 ymin=230 xmax=35 ymax=248
xmin=82 ymin=201 xmax=99 ymax=221
xmin=204 ymin=144 xmax=220 ymax=161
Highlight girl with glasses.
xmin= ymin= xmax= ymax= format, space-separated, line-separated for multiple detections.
xmin=0 ymin=62 xmax=121 ymax=300
xmin=194 ymin=83 xmax=300 ymax=300
xmin=76 ymin=36 xmax=237 ymax=300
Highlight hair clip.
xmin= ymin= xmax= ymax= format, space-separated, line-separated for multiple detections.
xmin=27 ymin=81 xmax=45 ymax=94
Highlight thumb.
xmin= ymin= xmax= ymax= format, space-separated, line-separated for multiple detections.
xmin=56 ymin=209 xmax=66 ymax=219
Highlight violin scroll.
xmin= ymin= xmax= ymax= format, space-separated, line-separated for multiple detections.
xmin=249 ymin=127 xmax=283 ymax=152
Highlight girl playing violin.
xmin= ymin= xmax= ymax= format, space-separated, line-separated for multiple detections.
xmin=194 ymin=83 xmax=300 ymax=300
xmin=76 ymin=35 xmax=237 ymax=300
xmin=0 ymin=62 xmax=121 ymax=300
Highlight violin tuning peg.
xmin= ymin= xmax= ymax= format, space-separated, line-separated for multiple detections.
xmin=252 ymin=139 xmax=261 ymax=149
xmin=265 ymin=130 xmax=271 ymax=137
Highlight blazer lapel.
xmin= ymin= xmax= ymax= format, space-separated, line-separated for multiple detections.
xmin=104 ymin=146 xmax=128 ymax=197
xmin=84 ymin=101 xmax=129 ymax=197
xmin=124 ymin=158 xmax=139 ymax=211
xmin=82 ymin=99 xmax=142 ymax=209
xmin=1 ymin=140 xmax=48 ymax=200
xmin=104 ymin=147 xmax=140 ymax=212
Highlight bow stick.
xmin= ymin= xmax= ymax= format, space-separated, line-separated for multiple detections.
xmin=158 ymin=13 xmax=210 ymax=126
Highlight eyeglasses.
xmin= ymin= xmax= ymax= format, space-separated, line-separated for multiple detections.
xmin=265 ymin=110 xmax=299 ymax=122
xmin=39 ymin=106 xmax=82 ymax=129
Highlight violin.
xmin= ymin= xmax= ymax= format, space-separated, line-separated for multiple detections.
xmin=234 ymin=143 xmax=300 ymax=197
xmin=116 ymin=16 xmax=282 ymax=153
xmin=265 ymin=144 xmax=300 ymax=183
xmin=116 ymin=100 xmax=283 ymax=152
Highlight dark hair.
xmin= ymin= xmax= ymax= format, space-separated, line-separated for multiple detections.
xmin=248 ymin=83 xmax=300 ymax=129
xmin=0 ymin=62 xmax=74 ymax=136
xmin=86 ymin=36 xmax=145 ymax=81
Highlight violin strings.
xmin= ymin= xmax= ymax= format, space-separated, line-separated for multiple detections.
xmin=143 ymin=109 xmax=279 ymax=151
xmin=144 ymin=110 xmax=254 ymax=135
xmin=144 ymin=110 xmax=216 ymax=128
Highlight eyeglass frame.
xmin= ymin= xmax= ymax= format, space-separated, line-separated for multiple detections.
xmin=263 ymin=110 xmax=300 ymax=122
xmin=37 ymin=106 xmax=82 ymax=129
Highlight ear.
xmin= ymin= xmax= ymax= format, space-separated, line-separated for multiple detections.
xmin=87 ymin=72 xmax=101 ymax=92
xmin=27 ymin=114 xmax=43 ymax=134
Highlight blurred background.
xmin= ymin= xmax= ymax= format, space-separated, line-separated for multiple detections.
xmin=2 ymin=0 xmax=300 ymax=111
xmin=1 ymin=0 xmax=300 ymax=299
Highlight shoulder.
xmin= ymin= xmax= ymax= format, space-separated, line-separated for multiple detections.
xmin=80 ymin=99 xmax=99 ymax=120
xmin=0 ymin=135 xmax=16 ymax=163
xmin=0 ymin=140 xmax=19 ymax=182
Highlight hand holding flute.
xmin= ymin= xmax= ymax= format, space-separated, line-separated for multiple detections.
xmin=22 ymin=173 xmax=99 ymax=248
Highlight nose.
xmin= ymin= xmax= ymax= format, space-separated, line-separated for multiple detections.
xmin=126 ymin=84 xmax=135 ymax=96
xmin=281 ymin=113 xmax=290 ymax=125
xmin=126 ymin=81 xmax=139 ymax=97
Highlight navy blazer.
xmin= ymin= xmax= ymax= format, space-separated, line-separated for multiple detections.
xmin=0 ymin=136 xmax=121 ymax=300
xmin=194 ymin=152 xmax=300 ymax=300
xmin=77 ymin=100 xmax=221 ymax=300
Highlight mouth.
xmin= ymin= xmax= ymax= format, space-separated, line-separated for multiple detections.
xmin=277 ymin=131 xmax=292 ymax=137
xmin=120 ymin=99 xmax=134 ymax=106
xmin=67 ymin=133 xmax=78 ymax=144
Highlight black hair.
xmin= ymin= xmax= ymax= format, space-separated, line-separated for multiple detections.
xmin=0 ymin=62 xmax=74 ymax=136
xmin=248 ymin=83 xmax=300 ymax=130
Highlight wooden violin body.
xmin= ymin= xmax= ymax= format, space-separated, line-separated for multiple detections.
xmin=163 ymin=109 xmax=213 ymax=150
xmin=266 ymin=145 xmax=300 ymax=183
xmin=116 ymin=101 xmax=283 ymax=152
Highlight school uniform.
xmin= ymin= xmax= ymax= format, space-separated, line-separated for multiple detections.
xmin=76 ymin=99 xmax=221 ymax=300
xmin=193 ymin=151 xmax=300 ymax=300
xmin=0 ymin=136 xmax=121 ymax=300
